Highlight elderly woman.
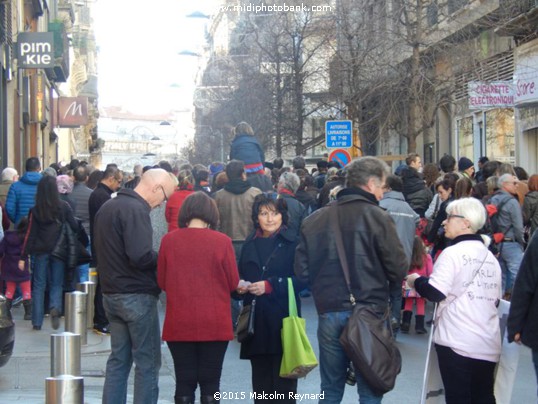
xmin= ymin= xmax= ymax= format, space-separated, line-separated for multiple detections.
xmin=238 ymin=194 xmax=304 ymax=403
xmin=277 ymin=171 xmax=307 ymax=236
xmin=407 ymin=197 xmax=502 ymax=404
xmin=158 ymin=192 xmax=240 ymax=404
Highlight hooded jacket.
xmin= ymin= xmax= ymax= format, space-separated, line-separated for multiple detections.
xmin=5 ymin=171 xmax=42 ymax=224
xmin=229 ymin=134 xmax=265 ymax=175
xmin=401 ymin=167 xmax=432 ymax=217
xmin=295 ymin=187 xmax=407 ymax=314
xmin=379 ymin=190 xmax=419 ymax=263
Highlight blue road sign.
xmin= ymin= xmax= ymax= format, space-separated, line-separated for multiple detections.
xmin=325 ymin=120 xmax=352 ymax=148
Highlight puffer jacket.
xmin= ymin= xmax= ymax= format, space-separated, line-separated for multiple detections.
xmin=295 ymin=187 xmax=407 ymax=314
xmin=401 ymin=167 xmax=432 ymax=217
xmin=229 ymin=134 xmax=265 ymax=175
xmin=5 ymin=171 xmax=42 ymax=224
xmin=523 ymin=191 xmax=538 ymax=237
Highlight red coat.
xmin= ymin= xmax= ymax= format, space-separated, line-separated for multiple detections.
xmin=158 ymin=228 xmax=239 ymax=341
xmin=165 ymin=189 xmax=194 ymax=232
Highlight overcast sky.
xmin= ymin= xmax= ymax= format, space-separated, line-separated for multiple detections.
xmin=94 ymin=0 xmax=216 ymax=113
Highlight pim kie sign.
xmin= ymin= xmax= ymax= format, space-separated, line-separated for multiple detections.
xmin=17 ymin=32 xmax=54 ymax=69
xmin=56 ymin=97 xmax=89 ymax=127
xmin=468 ymin=81 xmax=514 ymax=110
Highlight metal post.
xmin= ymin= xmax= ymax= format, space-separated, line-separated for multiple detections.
xmin=65 ymin=291 xmax=87 ymax=345
xmin=89 ymin=267 xmax=98 ymax=284
xmin=76 ymin=281 xmax=95 ymax=329
xmin=50 ymin=332 xmax=81 ymax=377
xmin=45 ymin=375 xmax=84 ymax=404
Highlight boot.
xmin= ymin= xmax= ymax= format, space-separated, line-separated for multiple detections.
xmin=201 ymin=396 xmax=218 ymax=404
xmin=5 ymin=298 xmax=13 ymax=320
xmin=400 ymin=311 xmax=412 ymax=333
xmin=23 ymin=299 xmax=32 ymax=321
xmin=174 ymin=396 xmax=194 ymax=404
xmin=415 ymin=315 xmax=428 ymax=334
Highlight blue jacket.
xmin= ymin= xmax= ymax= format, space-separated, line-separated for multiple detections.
xmin=229 ymin=134 xmax=265 ymax=173
xmin=5 ymin=171 xmax=42 ymax=224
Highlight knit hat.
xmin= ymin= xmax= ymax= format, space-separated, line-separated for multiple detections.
xmin=56 ymin=175 xmax=74 ymax=194
xmin=458 ymin=157 xmax=474 ymax=171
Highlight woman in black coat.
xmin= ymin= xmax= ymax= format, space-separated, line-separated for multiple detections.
xmin=237 ymin=194 xmax=305 ymax=403
xmin=21 ymin=175 xmax=79 ymax=331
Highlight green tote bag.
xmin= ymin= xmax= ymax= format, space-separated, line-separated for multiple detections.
xmin=279 ymin=278 xmax=318 ymax=379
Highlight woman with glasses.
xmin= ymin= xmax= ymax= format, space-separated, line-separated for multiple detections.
xmin=427 ymin=174 xmax=458 ymax=260
xmin=406 ymin=198 xmax=502 ymax=404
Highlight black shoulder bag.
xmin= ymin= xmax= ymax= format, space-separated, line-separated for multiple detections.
xmin=330 ymin=203 xmax=402 ymax=395
xmin=236 ymin=241 xmax=282 ymax=343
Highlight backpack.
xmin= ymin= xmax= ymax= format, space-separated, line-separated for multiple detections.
xmin=483 ymin=195 xmax=512 ymax=250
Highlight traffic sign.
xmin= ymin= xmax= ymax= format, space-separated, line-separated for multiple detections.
xmin=328 ymin=149 xmax=352 ymax=168
xmin=325 ymin=120 xmax=352 ymax=148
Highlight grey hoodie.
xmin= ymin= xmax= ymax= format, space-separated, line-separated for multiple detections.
xmin=380 ymin=190 xmax=420 ymax=264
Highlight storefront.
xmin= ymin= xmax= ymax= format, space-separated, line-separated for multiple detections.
xmin=514 ymin=39 xmax=538 ymax=175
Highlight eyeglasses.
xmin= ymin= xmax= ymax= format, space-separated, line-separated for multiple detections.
xmin=447 ymin=214 xmax=465 ymax=220
xmin=160 ymin=186 xmax=168 ymax=203
xmin=512 ymin=182 xmax=519 ymax=186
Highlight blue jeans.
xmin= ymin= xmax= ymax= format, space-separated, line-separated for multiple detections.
xmin=102 ymin=293 xmax=161 ymax=404
xmin=318 ymin=311 xmax=383 ymax=404
xmin=76 ymin=243 xmax=91 ymax=284
xmin=498 ymin=242 xmax=523 ymax=294
xmin=32 ymin=254 xmax=65 ymax=327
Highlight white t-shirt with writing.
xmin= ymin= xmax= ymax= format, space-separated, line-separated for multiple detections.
xmin=429 ymin=239 xmax=502 ymax=362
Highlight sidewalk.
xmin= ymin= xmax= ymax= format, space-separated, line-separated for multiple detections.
xmin=0 ymin=297 xmax=536 ymax=403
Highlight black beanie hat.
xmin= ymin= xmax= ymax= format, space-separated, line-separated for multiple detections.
xmin=458 ymin=157 xmax=474 ymax=171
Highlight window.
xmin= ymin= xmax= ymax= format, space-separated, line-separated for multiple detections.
xmin=427 ymin=1 xmax=438 ymax=27
xmin=485 ymin=109 xmax=515 ymax=164
xmin=457 ymin=116 xmax=473 ymax=160
xmin=448 ymin=0 xmax=468 ymax=14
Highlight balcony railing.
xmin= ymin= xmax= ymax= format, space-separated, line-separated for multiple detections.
xmin=46 ymin=22 xmax=70 ymax=82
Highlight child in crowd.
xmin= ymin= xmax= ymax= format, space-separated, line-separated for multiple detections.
xmin=0 ymin=218 xmax=31 ymax=320
xmin=401 ymin=235 xmax=432 ymax=334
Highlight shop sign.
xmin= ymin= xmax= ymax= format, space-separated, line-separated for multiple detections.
xmin=468 ymin=81 xmax=514 ymax=110
xmin=17 ymin=32 xmax=54 ymax=69
xmin=57 ymin=97 xmax=89 ymax=127
xmin=514 ymin=53 xmax=538 ymax=106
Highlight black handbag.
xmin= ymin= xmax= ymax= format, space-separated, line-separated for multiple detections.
xmin=51 ymin=219 xmax=91 ymax=269
xmin=330 ymin=203 xmax=402 ymax=395
xmin=236 ymin=299 xmax=256 ymax=343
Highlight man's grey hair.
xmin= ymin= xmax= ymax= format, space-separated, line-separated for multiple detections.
xmin=345 ymin=157 xmax=389 ymax=188
xmin=497 ymin=173 xmax=515 ymax=189
xmin=279 ymin=171 xmax=300 ymax=194
xmin=1 ymin=167 xmax=18 ymax=182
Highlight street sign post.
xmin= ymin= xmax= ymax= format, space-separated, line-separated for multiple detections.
xmin=328 ymin=149 xmax=352 ymax=168
xmin=325 ymin=120 xmax=352 ymax=148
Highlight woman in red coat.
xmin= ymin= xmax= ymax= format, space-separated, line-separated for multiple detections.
xmin=158 ymin=192 xmax=240 ymax=404
xmin=165 ymin=169 xmax=194 ymax=232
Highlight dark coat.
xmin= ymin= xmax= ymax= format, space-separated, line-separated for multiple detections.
xmin=238 ymin=228 xmax=303 ymax=359
xmin=278 ymin=193 xmax=307 ymax=237
xmin=295 ymin=187 xmax=407 ymax=315
xmin=507 ymin=231 xmax=538 ymax=350
xmin=402 ymin=167 xmax=432 ymax=217
xmin=88 ymin=183 xmax=114 ymax=266
xmin=22 ymin=201 xmax=78 ymax=259
xmin=94 ymin=188 xmax=159 ymax=296
xmin=229 ymin=134 xmax=265 ymax=168
xmin=0 ymin=231 xmax=30 ymax=283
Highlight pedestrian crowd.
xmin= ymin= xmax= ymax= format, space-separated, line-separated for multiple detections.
xmin=1 ymin=121 xmax=538 ymax=404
